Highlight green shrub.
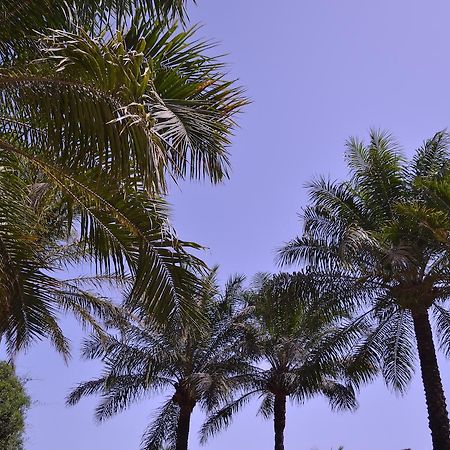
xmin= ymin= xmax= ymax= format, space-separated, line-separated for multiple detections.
xmin=0 ymin=362 xmax=30 ymax=450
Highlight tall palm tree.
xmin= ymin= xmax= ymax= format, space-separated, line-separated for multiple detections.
xmin=201 ymin=272 xmax=360 ymax=450
xmin=67 ymin=270 xmax=253 ymax=450
xmin=280 ymin=131 xmax=450 ymax=450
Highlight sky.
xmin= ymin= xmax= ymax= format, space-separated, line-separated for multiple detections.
xmin=10 ymin=0 xmax=450 ymax=449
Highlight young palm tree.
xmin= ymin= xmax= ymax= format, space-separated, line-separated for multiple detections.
xmin=67 ymin=270 xmax=253 ymax=450
xmin=280 ymin=131 xmax=450 ymax=449
xmin=201 ymin=272 xmax=360 ymax=450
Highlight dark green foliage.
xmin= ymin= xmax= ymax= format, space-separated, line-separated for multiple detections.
xmin=0 ymin=0 xmax=247 ymax=352
xmin=0 ymin=150 xmax=134 ymax=356
xmin=0 ymin=0 xmax=194 ymax=62
xmin=68 ymin=270 xmax=253 ymax=450
xmin=201 ymin=272 xmax=363 ymax=449
xmin=280 ymin=130 xmax=450 ymax=448
xmin=0 ymin=362 xmax=30 ymax=450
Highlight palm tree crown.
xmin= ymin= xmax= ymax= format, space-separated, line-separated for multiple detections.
xmin=279 ymin=130 xmax=450 ymax=449
xmin=201 ymin=272 xmax=360 ymax=450
xmin=67 ymin=270 xmax=253 ymax=450
xmin=0 ymin=3 xmax=247 ymax=348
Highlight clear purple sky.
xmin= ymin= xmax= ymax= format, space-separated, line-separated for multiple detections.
xmin=11 ymin=0 xmax=450 ymax=449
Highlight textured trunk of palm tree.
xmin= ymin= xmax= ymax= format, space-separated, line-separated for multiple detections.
xmin=273 ymin=393 xmax=286 ymax=450
xmin=412 ymin=307 xmax=450 ymax=450
xmin=175 ymin=403 xmax=193 ymax=450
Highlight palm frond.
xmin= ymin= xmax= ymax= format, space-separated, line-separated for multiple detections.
xmin=257 ymin=393 xmax=274 ymax=419
xmin=380 ymin=309 xmax=415 ymax=393
xmin=199 ymin=391 xmax=257 ymax=444
xmin=412 ymin=130 xmax=450 ymax=180
xmin=140 ymin=398 xmax=179 ymax=450
xmin=320 ymin=380 xmax=357 ymax=411
xmin=432 ymin=304 xmax=450 ymax=358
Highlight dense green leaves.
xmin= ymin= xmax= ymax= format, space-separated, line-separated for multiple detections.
xmin=68 ymin=270 xmax=253 ymax=449
xmin=201 ymin=273 xmax=362 ymax=445
xmin=0 ymin=149 xmax=129 ymax=354
xmin=0 ymin=0 xmax=194 ymax=62
xmin=0 ymin=362 xmax=30 ymax=450
xmin=0 ymin=19 xmax=246 ymax=191
xmin=0 ymin=0 xmax=247 ymax=352
xmin=280 ymin=130 xmax=450 ymax=446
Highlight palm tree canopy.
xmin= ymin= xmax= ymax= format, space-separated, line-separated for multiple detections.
xmin=0 ymin=9 xmax=247 ymax=338
xmin=1 ymin=18 xmax=246 ymax=191
xmin=67 ymin=270 xmax=253 ymax=450
xmin=279 ymin=130 xmax=450 ymax=392
xmin=200 ymin=272 xmax=361 ymax=443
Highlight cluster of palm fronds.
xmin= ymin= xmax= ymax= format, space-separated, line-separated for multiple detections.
xmin=0 ymin=0 xmax=246 ymax=355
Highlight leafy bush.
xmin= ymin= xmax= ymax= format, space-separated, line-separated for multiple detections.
xmin=0 ymin=362 xmax=30 ymax=449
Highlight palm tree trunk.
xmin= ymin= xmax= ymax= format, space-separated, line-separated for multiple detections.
xmin=175 ymin=403 xmax=193 ymax=450
xmin=412 ymin=307 xmax=450 ymax=450
xmin=273 ymin=393 xmax=286 ymax=450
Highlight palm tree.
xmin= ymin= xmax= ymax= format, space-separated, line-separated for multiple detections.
xmin=279 ymin=131 xmax=450 ymax=449
xmin=0 ymin=17 xmax=245 ymax=191
xmin=67 ymin=270 xmax=253 ymax=450
xmin=201 ymin=272 xmax=360 ymax=450
xmin=0 ymin=5 xmax=247 ymax=343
